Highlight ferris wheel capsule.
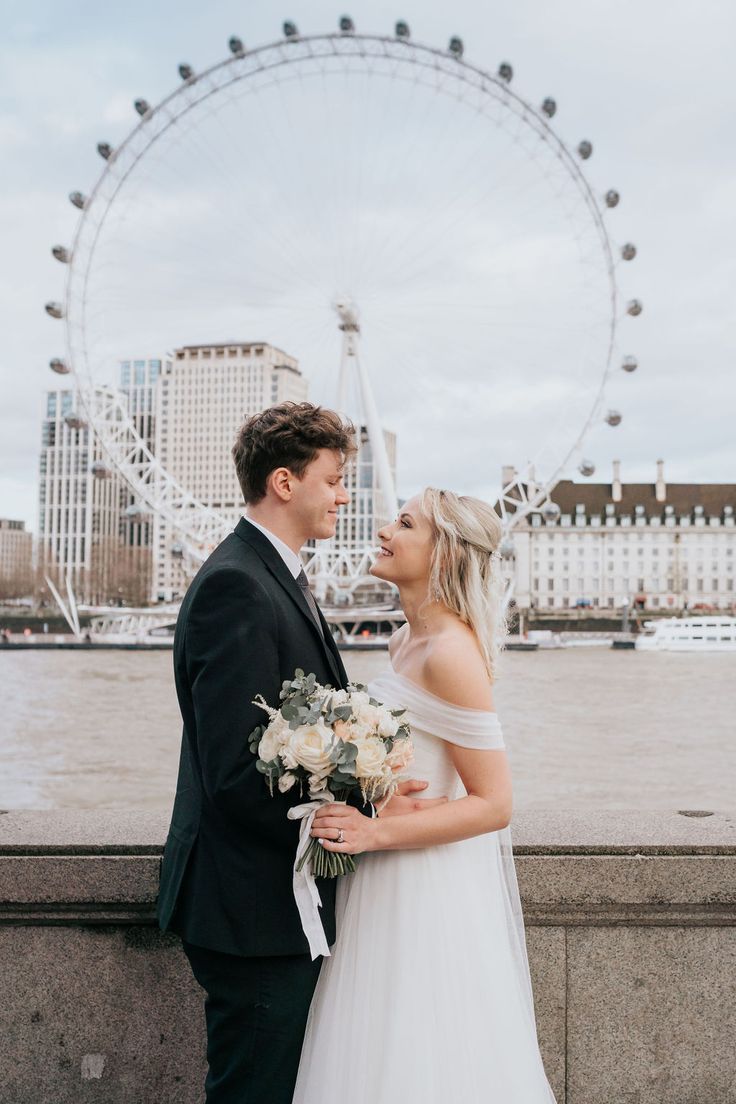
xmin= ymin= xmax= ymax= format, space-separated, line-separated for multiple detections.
xmin=45 ymin=301 xmax=64 ymax=319
xmin=627 ymin=299 xmax=643 ymax=316
xmin=64 ymin=413 xmax=87 ymax=431
xmin=499 ymin=537 xmax=515 ymax=560
xmin=52 ymin=245 xmax=71 ymax=263
xmin=577 ymin=140 xmax=593 ymax=159
xmin=498 ymin=62 xmax=513 ymax=82
xmin=605 ymin=189 xmax=620 ymax=208
xmin=621 ymin=243 xmax=637 ymax=261
xmin=395 ymin=21 xmax=410 ymax=39
xmin=283 ymin=21 xmax=299 ymax=39
xmin=541 ymin=501 xmax=560 ymax=522
xmin=49 ymin=357 xmax=70 ymax=375
xmin=134 ymin=99 xmax=151 ymax=117
xmin=91 ymin=461 xmax=112 ymax=479
xmin=448 ymin=37 xmax=464 ymax=58
xmin=69 ymin=191 xmax=87 ymax=210
xmin=229 ymin=36 xmax=245 ymax=56
xmin=621 ymin=355 xmax=638 ymax=373
xmin=178 ymin=63 xmax=195 ymax=82
xmin=541 ymin=97 xmax=557 ymax=118
xmin=578 ymin=459 xmax=596 ymax=476
xmin=339 ymin=15 xmax=355 ymax=34
xmin=97 ymin=142 xmax=113 ymax=160
xmin=605 ymin=410 xmax=622 ymax=426
xmin=171 ymin=542 xmax=185 ymax=559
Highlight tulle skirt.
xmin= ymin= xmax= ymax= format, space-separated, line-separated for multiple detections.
xmin=292 ymin=830 xmax=557 ymax=1103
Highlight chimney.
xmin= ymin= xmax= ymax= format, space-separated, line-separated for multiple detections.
xmin=655 ymin=458 xmax=666 ymax=503
xmin=501 ymin=464 xmax=517 ymax=489
xmin=612 ymin=459 xmax=622 ymax=503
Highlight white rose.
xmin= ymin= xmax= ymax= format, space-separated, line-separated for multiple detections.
xmin=348 ymin=690 xmax=371 ymax=709
xmin=354 ymin=735 xmax=388 ymax=779
xmin=258 ymin=714 xmax=290 ymax=763
xmin=354 ymin=702 xmax=383 ymax=731
xmin=282 ymin=720 xmax=335 ymax=779
xmin=377 ymin=711 xmax=400 ymax=739
xmin=346 ymin=719 xmax=372 ymax=742
xmin=308 ymin=773 xmax=328 ymax=793
xmin=278 ymin=771 xmax=297 ymax=793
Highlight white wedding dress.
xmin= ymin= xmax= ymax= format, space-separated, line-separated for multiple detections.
xmin=292 ymin=662 xmax=557 ymax=1103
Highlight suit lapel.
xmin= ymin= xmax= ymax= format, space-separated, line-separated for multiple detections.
xmin=234 ymin=518 xmax=344 ymax=687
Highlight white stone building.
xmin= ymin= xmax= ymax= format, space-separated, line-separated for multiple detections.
xmin=0 ymin=519 xmax=34 ymax=596
xmin=153 ymin=342 xmax=308 ymax=600
xmin=504 ymin=460 xmax=736 ymax=614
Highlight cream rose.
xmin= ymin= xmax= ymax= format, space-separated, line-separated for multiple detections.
xmin=282 ymin=720 xmax=335 ymax=779
xmin=385 ymin=739 xmax=414 ymax=772
xmin=258 ymin=713 xmax=290 ymax=763
xmin=332 ymin=718 xmax=350 ymax=741
xmin=278 ymin=771 xmax=297 ymax=793
xmin=377 ymin=711 xmax=401 ymax=740
xmin=354 ymin=701 xmax=383 ymax=731
xmin=354 ymin=735 xmax=388 ymax=779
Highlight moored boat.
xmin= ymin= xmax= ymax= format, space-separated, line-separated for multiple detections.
xmin=634 ymin=616 xmax=736 ymax=652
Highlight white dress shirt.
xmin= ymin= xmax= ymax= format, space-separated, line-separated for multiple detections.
xmin=242 ymin=514 xmax=303 ymax=579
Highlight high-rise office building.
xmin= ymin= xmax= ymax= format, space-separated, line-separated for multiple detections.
xmin=0 ymin=519 xmax=33 ymax=597
xmin=312 ymin=423 xmax=398 ymax=605
xmin=119 ymin=358 xmax=165 ymax=602
xmin=153 ymin=342 xmax=308 ymax=600
xmin=37 ymin=388 xmax=124 ymax=603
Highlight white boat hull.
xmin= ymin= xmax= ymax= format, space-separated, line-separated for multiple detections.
xmin=635 ymin=616 xmax=736 ymax=652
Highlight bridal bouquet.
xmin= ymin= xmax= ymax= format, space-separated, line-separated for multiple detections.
xmin=248 ymin=668 xmax=413 ymax=879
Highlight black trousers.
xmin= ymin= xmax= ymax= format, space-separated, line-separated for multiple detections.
xmin=182 ymin=939 xmax=322 ymax=1104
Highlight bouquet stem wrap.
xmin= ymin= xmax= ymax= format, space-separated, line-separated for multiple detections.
xmin=287 ymin=794 xmax=353 ymax=960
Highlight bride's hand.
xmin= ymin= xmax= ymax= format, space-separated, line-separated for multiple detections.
xmin=311 ymin=802 xmax=380 ymax=855
xmin=378 ymin=778 xmax=449 ymax=818
xmin=311 ymin=783 xmax=450 ymax=855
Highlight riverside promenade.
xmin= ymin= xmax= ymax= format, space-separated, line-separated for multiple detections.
xmin=1 ymin=808 xmax=735 ymax=1103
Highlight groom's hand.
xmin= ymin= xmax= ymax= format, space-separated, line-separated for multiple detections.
xmin=377 ymin=779 xmax=449 ymax=817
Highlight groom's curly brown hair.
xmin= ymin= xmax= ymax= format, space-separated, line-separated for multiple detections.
xmin=233 ymin=401 xmax=358 ymax=504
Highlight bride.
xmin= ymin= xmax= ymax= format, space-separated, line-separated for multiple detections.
xmin=292 ymin=488 xmax=557 ymax=1103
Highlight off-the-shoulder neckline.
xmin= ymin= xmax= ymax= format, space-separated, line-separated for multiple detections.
xmin=379 ymin=657 xmax=498 ymax=716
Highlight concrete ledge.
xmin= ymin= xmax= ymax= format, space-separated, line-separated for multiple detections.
xmin=1 ymin=810 xmax=734 ymax=926
xmin=1 ymin=809 xmax=735 ymax=1103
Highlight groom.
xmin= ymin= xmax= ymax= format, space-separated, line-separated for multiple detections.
xmin=157 ymin=401 xmax=435 ymax=1103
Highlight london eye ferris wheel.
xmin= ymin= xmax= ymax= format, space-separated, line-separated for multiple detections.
xmin=44 ymin=17 xmax=641 ymax=589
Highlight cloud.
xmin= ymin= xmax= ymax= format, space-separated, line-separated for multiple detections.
xmin=1 ymin=0 xmax=735 ymax=535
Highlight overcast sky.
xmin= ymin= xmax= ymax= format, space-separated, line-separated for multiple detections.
xmin=2 ymin=0 xmax=734 ymax=532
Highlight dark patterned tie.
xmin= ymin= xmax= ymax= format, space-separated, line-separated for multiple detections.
xmin=296 ymin=568 xmax=325 ymax=640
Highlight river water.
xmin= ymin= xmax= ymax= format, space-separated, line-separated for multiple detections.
xmin=0 ymin=647 xmax=734 ymax=813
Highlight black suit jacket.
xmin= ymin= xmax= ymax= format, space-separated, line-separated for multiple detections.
xmin=156 ymin=517 xmax=365 ymax=957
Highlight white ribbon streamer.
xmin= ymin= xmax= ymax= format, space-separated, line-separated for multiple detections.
xmin=287 ymin=791 xmax=338 ymax=960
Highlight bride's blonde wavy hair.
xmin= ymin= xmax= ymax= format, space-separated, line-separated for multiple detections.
xmin=417 ymin=488 xmax=508 ymax=682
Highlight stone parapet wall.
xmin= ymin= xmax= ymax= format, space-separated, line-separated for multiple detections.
xmin=1 ymin=809 xmax=734 ymax=1103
